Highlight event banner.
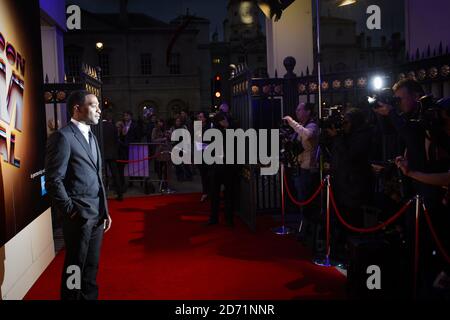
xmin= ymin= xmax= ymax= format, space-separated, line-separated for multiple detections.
xmin=0 ymin=0 xmax=48 ymax=246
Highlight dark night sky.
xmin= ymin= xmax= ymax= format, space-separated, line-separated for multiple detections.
xmin=67 ymin=0 xmax=229 ymax=39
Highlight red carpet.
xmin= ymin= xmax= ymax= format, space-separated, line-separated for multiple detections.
xmin=25 ymin=193 xmax=346 ymax=300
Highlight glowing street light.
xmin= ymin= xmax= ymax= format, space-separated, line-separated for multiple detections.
xmin=337 ymin=0 xmax=357 ymax=7
xmin=95 ymin=42 xmax=104 ymax=51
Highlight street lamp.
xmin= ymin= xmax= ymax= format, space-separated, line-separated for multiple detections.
xmin=337 ymin=0 xmax=357 ymax=7
xmin=314 ymin=0 xmax=357 ymax=267
xmin=95 ymin=42 xmax=104 ymax=51
xmin=316 ymin=0 xmax=357 ymax=120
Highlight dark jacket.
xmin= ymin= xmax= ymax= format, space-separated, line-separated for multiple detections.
xmin=331 ymin=126 xmax=373 ymax=209
xmin=102 ymin=120 xmax=119 ymax=160
xmin=45 ymin=122 xmax=109 ymax=220
xmin=118 ymin=121 xmax=140 ymax=160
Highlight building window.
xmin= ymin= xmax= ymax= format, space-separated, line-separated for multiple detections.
xmin=98 ymin=53 xmax=110 ymax=76
xmin=66 ymin=54 xmax=81 ymax=78
xmin=169 ymin=53 xmax=181 ymax=74
xmin=213 ymin=58 xmax=221 ymax=64
xmin=141 ymin=53 xmax=152 ymax=75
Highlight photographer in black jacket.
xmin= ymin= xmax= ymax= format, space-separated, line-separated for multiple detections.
xmin=327 ymin=108 xmax=374 ymax=226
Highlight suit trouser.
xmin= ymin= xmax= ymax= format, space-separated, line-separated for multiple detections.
xmin=198 ymin=164 xmax=209 ymax=195
xmin=209 ymin=165 xmax=235 ymax=222
xmin=61 ymin=215 xmax=104 ymax=300
xmin=106 ymin=159 xmax=122 ymax=196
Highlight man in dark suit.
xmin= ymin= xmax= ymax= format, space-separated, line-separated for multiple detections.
xmin=45 ymin=90 xmax=112 ymax=300
xmin=102 ymin=109 xmax=123 ymax=201
xmin=117 ymin=110 xmax=141 ymax=191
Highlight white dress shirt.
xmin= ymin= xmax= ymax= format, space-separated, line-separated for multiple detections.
xmin=71 ymin=118 xmax=91 ymax=144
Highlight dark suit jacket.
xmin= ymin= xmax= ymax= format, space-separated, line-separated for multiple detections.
xmin=118 ymin=121 xmax=141 ymax=160
xmin=102 ymin=120 xmax=119 ymax=160
xmin=45 ymin=121 xmax=109 ymax=220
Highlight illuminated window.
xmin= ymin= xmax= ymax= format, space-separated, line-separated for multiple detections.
xmin=213 ymin=58 xmax=221 ymax=64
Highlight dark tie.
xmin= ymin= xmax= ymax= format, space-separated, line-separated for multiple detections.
xmin=89 ymin=131 xmax=98 ymax=167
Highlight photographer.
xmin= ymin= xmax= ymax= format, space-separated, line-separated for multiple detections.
xmin=283 ymin=102 xmax=319 ymax=237
xmin=397 ymin=97 xmax=450 ymax=292
xmin=373 ymin=79 xmax=433 ymax=196
xmin=327 ymin=108 xmax=373 ymax=226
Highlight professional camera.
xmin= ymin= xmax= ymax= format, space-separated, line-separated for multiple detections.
xmin=415 ymin=94 xmax=443 ymax=130
xmin=319 ymin=105 xmax=345 ymax=130
xmin=279 ymin=120 xmax=304 ymax=166
xmin=368 ymin=88 xmax=401 ymax=108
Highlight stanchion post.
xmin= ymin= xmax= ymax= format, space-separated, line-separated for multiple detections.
xmin=413 ymin=194 xmax=420 ymax=299
xmin=272 ymin=163 xmax=294 ymax=235
xmin=326 ymin=175 xmax=331 ymax=261
xmin=314 ymin=175 xmax=333 ymax=266
xmin=314 ymin=175 xmax=343 ymax=268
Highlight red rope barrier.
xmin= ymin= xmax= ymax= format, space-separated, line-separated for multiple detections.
xmin=423 ymin=205 xmax=450 ymax=265
xmin=328 ymin=185 xmax=413 ymax=233
xmin=282 ymin=173 xmax=324 ymax=207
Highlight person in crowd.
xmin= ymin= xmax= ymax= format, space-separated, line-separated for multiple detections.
xmin=102 ymin=109 xmax=123 ymax=201
xmin=117 ymin=110 xmax=141 ymax=193
xmin=121 ymin=110 xmax=141 ymax=143
xmin=283 ymin=102 xmax=320 ymax=238
xmin=152 ymin=119 xmax=171 ymax=191
xmin=170 ymin=117 xmax=192 ymax=182
xmin=196 ymin=111 xmax=211 ymax=202
xmin=327 ymin=108 xmax=374 ymax=225
xmin=142 ymin=107 xmax=154 ymax=140
xmin=45 ymin=90 xmax=111 ymax=300
xmin=374 ymin=81 xmax=450 ymax=295
xmin=324 ymin=108 xmax=374 ymax=261
xmin=207 ymin=112 xmax=237 ymax=227
xmin=179 ymin=109 xmax=193 ymax=134
xmin=218 ymin=102 xmax=237 ymax=128
xmin=373 ymin=79 xmax=441 ymax=203
xmin=395 ymin=97 xmax=450 ymax=292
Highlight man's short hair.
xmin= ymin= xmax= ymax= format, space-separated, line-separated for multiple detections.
xmin=67 ymin=90 xmax=91 ymax=117
xmin=392 ymin=79 xmax=425 ymax=97
xmin=302 ymin=102 xmax=315 ymax=114
xmin=124 ymin=110 xmax=133 ymax=117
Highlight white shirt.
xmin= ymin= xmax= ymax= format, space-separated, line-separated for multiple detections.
xmin=71 ymin=118 xmax=91 ymax=144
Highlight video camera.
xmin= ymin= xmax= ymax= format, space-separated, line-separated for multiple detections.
xmin=279 ymin=120 xmax=304 ymax=166
xmin=415 ymin=94 xmax=443 ymax=130
xmin=368 ymin=88 xmax=401 ymax=108
xmin=319 ymin=105 xmax=345 ymax=130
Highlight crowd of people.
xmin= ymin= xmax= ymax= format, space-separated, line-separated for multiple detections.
xmin=282 ymin=79 xmax=450 ymax=297
xmin=101 ymin=103 xmax=239 ymax=227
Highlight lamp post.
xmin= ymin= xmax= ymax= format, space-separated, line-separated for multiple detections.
xmin=314 ymin=0 xmax=357 ymax=267
xmin=95 ymin=42 xmax=104 ymax=73
xmin=316 ymin=0 xmax=357 ymax=120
